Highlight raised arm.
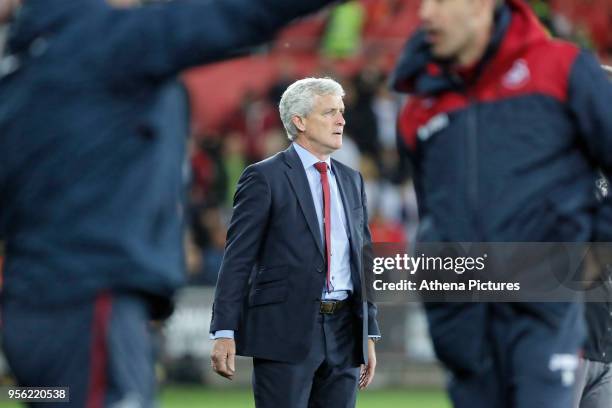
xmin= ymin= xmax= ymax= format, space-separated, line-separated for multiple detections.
xmin=100 ymin=0 xmax=337 ymax=83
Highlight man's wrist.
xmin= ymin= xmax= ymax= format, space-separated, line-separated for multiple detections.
xmin=210 ymin=330 xmax=235 ymax=340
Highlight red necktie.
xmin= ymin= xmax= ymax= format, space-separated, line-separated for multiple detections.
xmin=314 ymin=162 xmax=333 ymax=293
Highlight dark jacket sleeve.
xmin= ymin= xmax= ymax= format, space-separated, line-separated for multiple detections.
xmin=359 ymin=172 xmax=381 ymax=337
xmin=594 ymin=173 xmax=612 ymax=245
xmin=567 ymin=51 xmax=612 ymax=241
xmin=568 ymin=51 xmax=612 ymax=175
xmin=209 ymin=165 xmax=271 ymax=332
xmin=100 ymin=0 xmax=336 ymax=83
xmin=598 ymin=201 xmax=612 ymax=244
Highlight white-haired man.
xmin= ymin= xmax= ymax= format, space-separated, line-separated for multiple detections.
xmin=210 ymin=77 xmax=380 ymax=407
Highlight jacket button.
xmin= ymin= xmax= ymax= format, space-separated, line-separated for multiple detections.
xmin=316 ymin=265 xmax=324 ymax=273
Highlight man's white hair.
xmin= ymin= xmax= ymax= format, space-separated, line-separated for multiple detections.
xmin=279 ymin=77 xmax=345 ymax=141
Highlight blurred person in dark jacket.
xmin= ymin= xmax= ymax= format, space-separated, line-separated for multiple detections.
xmin=391 ymin=0 xmax=612 ymax=407
xmin=575 ymin=181 xmax=612 ymax=408
xmin=573 ymin=66 xmax=612 ymax=408
xmin=0 ymin=0 xmax=338 ymax=406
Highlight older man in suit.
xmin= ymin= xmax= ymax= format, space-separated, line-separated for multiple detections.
xmin=210 ymin=77 xmax=380 ymax=408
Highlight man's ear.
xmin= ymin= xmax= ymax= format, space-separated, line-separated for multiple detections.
xmin=292 ymin=115 xmax=306 ymax=133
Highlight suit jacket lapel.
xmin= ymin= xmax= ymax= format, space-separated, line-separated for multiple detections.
xmin=332 ymin=159 xmax=356 ymax=240
xmin=332 ymin=159 xmax=364 ymax=294
xmin=283 ymin=145 xmax=325 ymax=257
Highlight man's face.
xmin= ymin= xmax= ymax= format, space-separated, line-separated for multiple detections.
xmin=419 ymin=0 xmax=485 ymax=61
xmin=297 ymin=94 xmax=345 ymax=156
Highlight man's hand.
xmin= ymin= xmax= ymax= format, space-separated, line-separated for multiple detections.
xmin=211 ymin=338 xmax=236 ymax=380
xmin=359 ymin=339 xmax=377 ymax=390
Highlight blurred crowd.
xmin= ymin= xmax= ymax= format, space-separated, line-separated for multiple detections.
xmin=531 ymin=0 xmax=611 ymax=62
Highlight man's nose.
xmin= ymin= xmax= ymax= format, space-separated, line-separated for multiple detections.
xmin=336 ymin=112 xmax=346 ymax=126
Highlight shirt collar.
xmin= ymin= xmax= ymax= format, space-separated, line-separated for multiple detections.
xmin=293 ymin=142 xmax=332 ymax=172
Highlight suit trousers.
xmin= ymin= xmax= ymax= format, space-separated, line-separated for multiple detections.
xmin=252 ymin=305 xmax=360 ymax=408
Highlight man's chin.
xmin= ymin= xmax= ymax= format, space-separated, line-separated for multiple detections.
xmin=325 ymin=144 xmax=341 ymax=155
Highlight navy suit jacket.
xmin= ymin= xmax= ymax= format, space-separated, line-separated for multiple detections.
xmin=210 ymin=145 xmax=380 ymax=363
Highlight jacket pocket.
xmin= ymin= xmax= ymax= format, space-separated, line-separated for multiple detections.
xmin=249 ymin=285 xmax=288 ymax=307
xmin=255 ymin=265 xmax=288 ymax=285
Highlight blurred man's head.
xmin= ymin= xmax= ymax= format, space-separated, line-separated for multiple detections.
xmin=419 ymin=0 xmax=499 ymax=66
xmin=0 ymin=0 xmax=20 ymax=24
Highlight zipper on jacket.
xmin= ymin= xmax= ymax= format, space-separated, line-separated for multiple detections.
xmin=450 ymin=72 xmax=481 ymax=239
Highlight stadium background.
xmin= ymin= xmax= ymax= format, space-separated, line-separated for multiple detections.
xmin=0 ymin=0 xmax=610 ymax=406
